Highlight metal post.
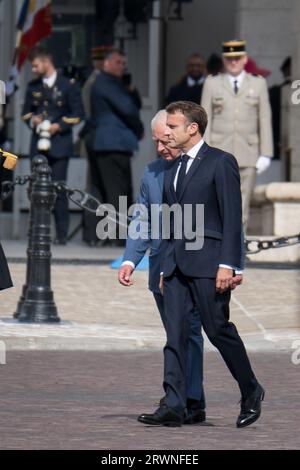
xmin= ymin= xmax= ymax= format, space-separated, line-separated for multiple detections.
xmin=14 ymin=155 xmax=48 ymax=318
xmin=17 ymin=157 xmax=60 ymax=323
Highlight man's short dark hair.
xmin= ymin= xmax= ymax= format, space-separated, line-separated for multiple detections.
xmin=28 ymin=46 xmax=53 ymax=62
xmin=166 ymin=101 xmax=208 ymax=135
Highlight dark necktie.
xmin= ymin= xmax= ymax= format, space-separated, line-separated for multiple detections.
xmin=234 ymin=79 xmax=238 ymax=94
xmin=176 ymin=154 xmax=190 ymax=196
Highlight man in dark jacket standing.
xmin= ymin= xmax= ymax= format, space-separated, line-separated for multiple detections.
xmin=165 ymin=53 xmax=206 ymax=105
xmin=87 ymin=49 xmax=143 ymax=244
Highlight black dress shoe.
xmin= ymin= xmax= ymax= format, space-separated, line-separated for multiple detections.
xmin=184 ymin=408 xmax=206 ymax=425
xmin=138 ymin=405 xmax=184 ymax=427
xmin=237 ymin=384 xmax=265 ymax=428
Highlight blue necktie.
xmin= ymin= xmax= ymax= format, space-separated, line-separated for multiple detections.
xmin=176 ymin=154 xmax=189 ymax=197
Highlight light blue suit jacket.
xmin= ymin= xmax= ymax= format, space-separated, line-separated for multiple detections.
xmin=123 ymin=158 xmax=165 ymax=293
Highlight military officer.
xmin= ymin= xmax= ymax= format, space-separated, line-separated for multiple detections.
xmin=22 ymin=46 xmax=84 ymax=244
xmin=201 ymin=39 xmax=273 ymax=230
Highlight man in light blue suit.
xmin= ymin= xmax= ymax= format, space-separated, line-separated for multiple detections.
xmin=118 ymin=110 xmax=206 ymax=424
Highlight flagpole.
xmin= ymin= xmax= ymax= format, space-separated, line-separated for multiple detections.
xmin=12 ymin=0 xmax=27 ymax=238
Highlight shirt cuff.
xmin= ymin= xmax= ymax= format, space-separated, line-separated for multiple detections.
xmin=219 ymin=264 xmax=243 ymax=274
xmin=121 ymin=261 xmax=135 ymax=269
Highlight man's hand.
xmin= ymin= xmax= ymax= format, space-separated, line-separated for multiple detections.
xmin=159 ymin=275 xmax=164 ymax=295
xmin=216 ymin=267 xmax=234 ymax=293
xmin=118 ymin=264 xmax=134 ymax=286
xmin=49 ymin=123 xmax=61 ymax=135
xmin=31 ymin=115 xmax=43 ymax=127
xmin=230 ymin=273 xmax=243 ymax=290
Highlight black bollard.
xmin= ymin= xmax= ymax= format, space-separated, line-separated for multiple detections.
xmin=17 ymin=157 xmax=60 ymax=323
xmin=14 ymin=155 xmax=49 ymax=318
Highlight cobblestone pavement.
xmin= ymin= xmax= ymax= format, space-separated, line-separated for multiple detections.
xmin=0 ymin=350 xmax=299 ymax=450
xmin=0 ymin=263 xmax=299 ymax=351
xmin=0 ymin=258 xmax=299 ymax=450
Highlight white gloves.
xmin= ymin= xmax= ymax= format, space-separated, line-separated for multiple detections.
xmin=256 ymin=156 xmax=271 ymax=174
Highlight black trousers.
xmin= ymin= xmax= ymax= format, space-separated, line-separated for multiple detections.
xmin=163 ymin=268 xmax=258 ymax=412
xmin=46 ymin=156 xmax=69 ymax=239
xmin=83 ymin=150 xmax=133 ymax=242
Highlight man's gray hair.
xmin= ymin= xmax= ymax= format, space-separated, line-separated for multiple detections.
xmin=151 ymin=109 xmax=167 ymax=130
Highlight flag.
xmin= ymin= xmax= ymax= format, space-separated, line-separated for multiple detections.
xmin=17 ymin=0 xmax=52 ymax=70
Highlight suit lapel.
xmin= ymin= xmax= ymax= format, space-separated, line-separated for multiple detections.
xmin=157 ymin=159 xmax=165 ymax=195
xmin=164 ymin=159 xmax=178 ymax=203
xmin=177 ymin=142 xmax=209 ymax=201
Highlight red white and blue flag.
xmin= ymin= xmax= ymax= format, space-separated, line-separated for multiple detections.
xmin=17 ymin=0 xmax=52 ymax=70
xmin=6 ymin=0 xmax=52 ymax=97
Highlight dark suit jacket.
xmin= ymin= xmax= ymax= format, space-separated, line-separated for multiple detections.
xmin=89 ymin=71 xmax=144 ymax=153
xmin=162 ymin=142 xmax=243 ymax=278
xmin=0 ymin=242 xmax=13 ymax=290
xmin=165 ymin=76 xmax=204 ymax=106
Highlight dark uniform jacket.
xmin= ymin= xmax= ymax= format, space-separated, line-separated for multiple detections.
xmin=22 ymin=74 xmax=84 ymax=158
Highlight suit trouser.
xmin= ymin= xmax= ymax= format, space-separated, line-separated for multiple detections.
xmin=240 ymin=167 xmax=257 ymax=232
xmin=153 ymin=292 xmax=205 ymax=410
xmin=163 ymin=268 xmax=258 ymax=412
xmin=47 ymin=156 xmax=69 ymax=238
xmin=83 ymin=150 xmax=133 ymax=242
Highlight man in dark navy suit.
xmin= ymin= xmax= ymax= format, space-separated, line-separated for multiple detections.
xmin=22 ymin=46 xmax=84 ymax=244
xmin=138 ymin=101 xmax=264 ymax=428
xmin=87 ymin=49 xmax=143 ymax=245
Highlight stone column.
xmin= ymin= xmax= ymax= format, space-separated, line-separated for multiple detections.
xmin=287 ymin=0 xmax=300 ymax=182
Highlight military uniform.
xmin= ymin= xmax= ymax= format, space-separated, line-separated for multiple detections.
xmin=22 ymin=74 xmax=84 ymax=241
xmin=201 ymin=40 xmax=273 ymax=229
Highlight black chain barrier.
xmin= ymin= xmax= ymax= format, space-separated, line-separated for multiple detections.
xmin=1 ymin=155 xmax=299 ymax=324
xmin=1 ymin=168 xmax=300 ymax=256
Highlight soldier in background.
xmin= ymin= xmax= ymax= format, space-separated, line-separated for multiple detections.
xmin=165 ymin=53 xmax=206 ymax=105
xmin=201 ymin=40 xmax=273 ymax=230
xmin=22 ymin=46 xmax=84 ymax=244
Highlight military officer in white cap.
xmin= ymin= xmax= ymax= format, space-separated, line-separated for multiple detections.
xmin=201 ymin=39 xmax=273 ymax=230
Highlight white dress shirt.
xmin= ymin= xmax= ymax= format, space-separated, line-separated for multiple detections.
xmin=173 ymin=138 xmax=204 ymax=190
xmin=43 ymin=71 xmax=57 ymax=88
xmin=187 ymin=76 xmax=205 ymax=87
